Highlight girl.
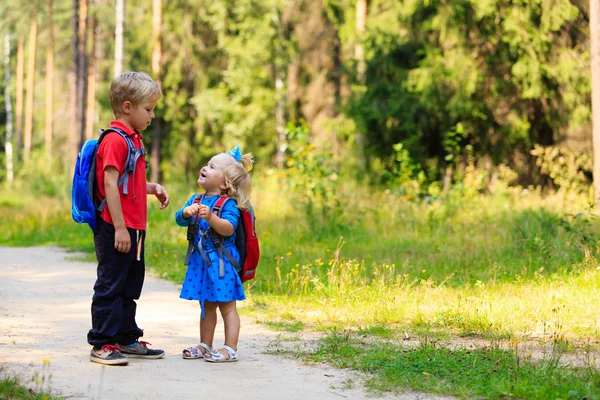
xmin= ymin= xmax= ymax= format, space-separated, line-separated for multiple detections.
xmin=175 ymin=146 xmax=253 ymax=362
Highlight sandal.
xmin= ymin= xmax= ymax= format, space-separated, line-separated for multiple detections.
xmin=205 ymin=345 xmax=239 ymax=363
xmin=182 ymin=342 xmax=212 ymax=359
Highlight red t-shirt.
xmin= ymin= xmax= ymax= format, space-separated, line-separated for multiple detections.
xmin=96 ymin=121 xmax=148 ymax=230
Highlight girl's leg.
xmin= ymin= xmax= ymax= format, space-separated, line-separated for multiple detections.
xmin=183 ymin=301 xmax=218 ymax=358
xmin=215 ymin=301 xmax=240 ymax=358
xmin=200 ymin=301 xmax=218 ymax=348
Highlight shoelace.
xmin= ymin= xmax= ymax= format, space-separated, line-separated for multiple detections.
xmin=138 ymin=341 xmax=151 ymax=347
xmin=101 ymin=344 xmax=122 ymax=352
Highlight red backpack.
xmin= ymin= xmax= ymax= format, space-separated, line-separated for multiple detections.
xmin=185 ymin=194 xmax=259 ymax=283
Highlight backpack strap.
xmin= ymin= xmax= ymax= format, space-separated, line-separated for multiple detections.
xmin=184 ymin=194 xmax=210 ymax=266
xmin=209 ymin=196 xmax=230 ymax=247
xmin=184 ymin=195 xmax=240 ymax=278
xmin=97 ymin=127 xmax=146 ymax=212
xmin=210 ymin=196 xmax=241 ymax=277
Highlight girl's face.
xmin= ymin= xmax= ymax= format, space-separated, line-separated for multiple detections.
xmin=197 ymin=153 xmax=229 ymax=194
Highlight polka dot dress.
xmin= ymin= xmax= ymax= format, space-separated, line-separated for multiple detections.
xmin=176 ymin=194 xmax=246 ymax=317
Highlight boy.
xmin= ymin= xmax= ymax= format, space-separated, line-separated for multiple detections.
xmin=88 ymin=71 xmax=170 ymax=366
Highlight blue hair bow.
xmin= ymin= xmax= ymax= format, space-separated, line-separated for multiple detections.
xmin=228 ymin=146 xmax=242 ymax=162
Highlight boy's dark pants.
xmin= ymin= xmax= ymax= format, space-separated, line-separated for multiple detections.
xmin=87 ymin=218 xmax=146 ymax=348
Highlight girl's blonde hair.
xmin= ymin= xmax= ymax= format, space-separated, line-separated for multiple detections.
xmin=221 ymin=152 xmax=254 ymax=210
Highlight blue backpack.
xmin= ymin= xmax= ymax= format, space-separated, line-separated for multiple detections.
xmin=71 ymin=127 xmax=146 ymax=233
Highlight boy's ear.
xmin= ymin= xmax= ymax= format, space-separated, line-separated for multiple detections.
xmin=121 ymin=101 xmax=132 ymax=114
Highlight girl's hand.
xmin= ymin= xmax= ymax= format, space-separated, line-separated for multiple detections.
xmin=183 ymin=204 xmax=201 ymax=219
xmin=198 ymin=204 xmax=212 ymax=221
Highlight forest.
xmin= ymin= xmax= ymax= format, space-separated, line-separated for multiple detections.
xmin=3 ymin=1 xmax=600 ymax=398
xmin=0 ymin=0 xmax=594 ymax=194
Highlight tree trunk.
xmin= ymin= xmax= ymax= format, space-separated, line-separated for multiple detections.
xmin=330 ymin=28 xmax=341 ymax=157
xmin=355 ymin=0 xmax=367 ymax=80
xmin=275 ymin=73 xmax=286 ymax=168
xmin=15 ymin=36 xmax=24 ymax=162
xmin=86 ymin=5 xmax=98 ymax=140
xmin=354 ymin=0 xmax=367 ymax=170
xmin=4 ymin=35 xmax=14 ymax=184
xmin=592 ymin=0 xmax=600 ymax=207
xmin=151 ymin=0 xmax=161 ymax=183
xmin=45 ymin=0 xmax=55 ymax=156
xmin=76 ymin=0 xmax=88 ymax=148
xmin=114 ymin=0 xmax=124 ymax=77
xmin=72 ymin=0 xmax=79 ymax=157
xmin=273 ymin=6 xmax=287 ymax=169
xmin=24 ymin=15 xmax=38 ymax=163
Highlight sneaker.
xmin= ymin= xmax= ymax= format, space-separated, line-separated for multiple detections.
xmin=90 ymin=345 xmax=129 ymax=366
xmin=118 ymin=340 xmax=165 ymax=359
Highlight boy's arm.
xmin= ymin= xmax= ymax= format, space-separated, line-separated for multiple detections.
xmin=147 ymin=182 xmax=170 ymax=210
xmin=104 ymin=166 xmax=131 ymax=253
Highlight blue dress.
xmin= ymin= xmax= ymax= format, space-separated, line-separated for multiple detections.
xmin=175 ymin=194 xmax=246 ymax=317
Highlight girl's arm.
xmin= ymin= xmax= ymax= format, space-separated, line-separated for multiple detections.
xmin=203 ymin=212 xmax=234 ymax=236
xmin=174 ymin=194 xmax=197 ymax=227
xmin=198 ymin=200 xmax=239 ymax=236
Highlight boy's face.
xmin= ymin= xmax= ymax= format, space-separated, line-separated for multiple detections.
xmin=120 ymin=99 xmax=158 ymax=131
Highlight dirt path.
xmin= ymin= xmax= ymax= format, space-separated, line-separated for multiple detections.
xmin=0 ymin=247 xmax=449 ymax=400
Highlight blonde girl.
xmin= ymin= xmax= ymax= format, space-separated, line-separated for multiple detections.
xmin=175 ymin=146 xmax=253 ymax=362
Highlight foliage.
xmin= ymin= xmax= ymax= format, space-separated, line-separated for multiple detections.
xmin=382 ymin=142 xmax=426 ymax=199
xmin=348 ymin=0 xmax=590 ymax=183
xmin=280 ymin=121 xmax=345 ymax=234
xmin=0 ymin=0 xmax=594 ymax=191
xmin=531 ymin=144 xmax=593 ymax=194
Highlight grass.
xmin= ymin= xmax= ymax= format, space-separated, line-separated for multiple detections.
xmin=0 ymin=365 xmax=63 ymax=400
xmin=306 ymin=330 xmax=600 ymax=399
xmin=2 ymin=172 xmax=600 ymax=397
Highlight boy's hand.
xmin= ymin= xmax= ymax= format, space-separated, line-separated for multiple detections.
xmin=199 ymin=204 xmax=212 ymax=221
xmin=114 ymin=227 xmax=131 ymax=253
xmin=154 ymin=184 xmax=170 ymax=210
xmin=184 ymin=204 xmax=200 ymax=219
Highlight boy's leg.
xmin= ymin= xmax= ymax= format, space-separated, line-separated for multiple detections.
xmin=88 ymin=219 xmax=137 ymax=347
xmin=116 ymin=229 xmax=145 ymax=345
xmin=87 ymin=219 xmax=133 ymax=365
xmin=115 ymin=229 xmax=164 ymax=359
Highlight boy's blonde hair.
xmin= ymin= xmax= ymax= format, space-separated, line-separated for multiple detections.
xmin=221 ymin=152 xmax=254 ymax=210
xmin=109 ymin=71 xmax=162 ymax=117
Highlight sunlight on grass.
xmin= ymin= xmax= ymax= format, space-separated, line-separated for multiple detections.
xmin=2 ymin=175 xmax=599 ymax=342
xmin=2 ymin=173 xmax=600 ymax=396
xmin=307 ymin=331 xmax=600 ymax=399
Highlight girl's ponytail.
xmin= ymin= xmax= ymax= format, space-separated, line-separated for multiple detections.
xmin=223 ymin=152 xmax=254 ymax=210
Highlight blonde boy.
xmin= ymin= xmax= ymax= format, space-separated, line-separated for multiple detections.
xmin=88 ymin=71 xmax=170 ymax=366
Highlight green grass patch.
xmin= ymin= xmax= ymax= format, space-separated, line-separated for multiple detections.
xmin=265 ymin=320 xmax=305 ymax=332
xmin=310 ymin=331 xmax=600 ymax=399
xmin=0 ymin=376 xmax=63 ymax=400
xmin=357 ymin=325 xmax=397 ymax=339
